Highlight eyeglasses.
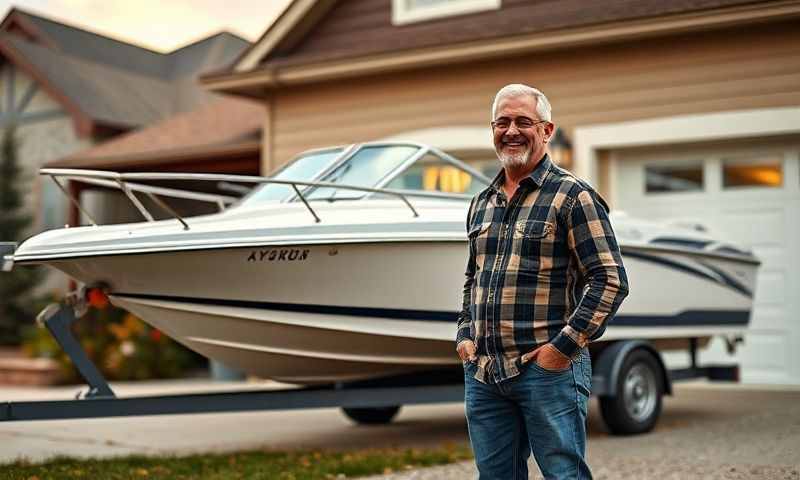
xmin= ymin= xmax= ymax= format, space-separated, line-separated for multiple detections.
xmin=491 ymin=116 xmax=549 ymax=131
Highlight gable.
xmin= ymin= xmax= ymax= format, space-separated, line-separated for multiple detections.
xmin=0 ymin=61 xmax=67 ymax=128
xmin=252 ymin=0 xmax=766 ymax=68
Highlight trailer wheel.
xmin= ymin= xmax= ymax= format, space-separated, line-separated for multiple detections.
xmin=342 ymin=406 xmax=401 ymax=425
xmin=599 ymin=349 xmax=663 ymax=435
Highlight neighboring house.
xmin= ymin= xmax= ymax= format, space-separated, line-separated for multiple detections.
xmin=49 ymin=96 xmax=264 ymax=225
xmin=202 ymin=0 xmax=800 ymax=384
xmin=0 ymin=7 xmax=251 ymax=233
xmin=0 ymin=7 xmax=252 ymax=296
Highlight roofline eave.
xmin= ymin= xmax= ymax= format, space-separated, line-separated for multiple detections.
xmin=48 ymin=139 xmax=262 ymax=170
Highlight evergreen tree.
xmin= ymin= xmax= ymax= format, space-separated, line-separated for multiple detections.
xmin=0 ymin=125 xmax=41 ymax=344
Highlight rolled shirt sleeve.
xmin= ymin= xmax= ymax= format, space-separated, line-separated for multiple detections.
xmin=550 ymin=188 xmax=629 ymax=359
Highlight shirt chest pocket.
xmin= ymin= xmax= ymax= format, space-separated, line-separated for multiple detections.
xmin=512 ymin=220 xmax=557 ymax=271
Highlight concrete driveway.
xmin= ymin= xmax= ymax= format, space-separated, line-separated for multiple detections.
xmin=2 ymin=380 xmax=799 ymax=479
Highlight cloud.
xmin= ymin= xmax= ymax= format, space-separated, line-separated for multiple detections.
xmin=1 ymin=0 xmax=291 ymax=51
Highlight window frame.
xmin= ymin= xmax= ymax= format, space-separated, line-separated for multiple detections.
xmin=391 ymin=0 xmax=501 ymax=25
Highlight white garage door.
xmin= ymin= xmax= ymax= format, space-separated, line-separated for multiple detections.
xmin=613 ymin=140 xmax=800 ymax=385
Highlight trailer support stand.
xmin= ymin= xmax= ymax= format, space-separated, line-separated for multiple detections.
xmin=39 ymin=303 xmax=116 ymax=399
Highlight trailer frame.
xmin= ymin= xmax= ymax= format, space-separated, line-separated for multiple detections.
xmin=1 ymin=303 xmax=739 ymax=434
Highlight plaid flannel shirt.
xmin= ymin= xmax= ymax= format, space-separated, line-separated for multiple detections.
xmin=457 ymin=154 xmax=629 ymax=383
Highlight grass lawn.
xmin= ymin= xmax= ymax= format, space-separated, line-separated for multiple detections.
xmin=1 ymin=443 xmax=473 ymax=480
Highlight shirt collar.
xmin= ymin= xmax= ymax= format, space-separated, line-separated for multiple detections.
xmin=489 ymin=154 xmax=552 ymax=195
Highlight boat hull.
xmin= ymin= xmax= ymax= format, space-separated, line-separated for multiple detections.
xmin=45 ymin=239 xmax=756 ymax=384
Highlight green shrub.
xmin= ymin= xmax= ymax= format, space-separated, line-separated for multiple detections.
xmin=22 ymin=304 xmax=204 ymax=382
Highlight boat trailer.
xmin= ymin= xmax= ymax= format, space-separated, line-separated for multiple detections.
xmin=1 ymin=298 xmax=739 ymax=435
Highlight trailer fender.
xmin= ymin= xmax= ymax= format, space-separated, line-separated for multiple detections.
xmin=592 ymin=340 xmax=672 ymax=397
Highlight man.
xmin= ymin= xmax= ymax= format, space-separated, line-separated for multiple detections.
xmin=456 ymin=84 xmax=629 ymax=480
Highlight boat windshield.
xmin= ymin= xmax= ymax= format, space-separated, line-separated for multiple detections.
xmin=305 ymin=144 xmax=490 ymax=200
xmin=239 ymin=148 xmax=343 ymax=205
xmin=238 ymin=143 xmax=491 ymax=207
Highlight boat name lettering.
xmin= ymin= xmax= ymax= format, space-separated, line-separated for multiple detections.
xmin=247 ymin=249 xmax=310 ymax=262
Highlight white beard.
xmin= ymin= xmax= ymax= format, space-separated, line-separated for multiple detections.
xmin=497 ymin=145 xmax=532 ymax=169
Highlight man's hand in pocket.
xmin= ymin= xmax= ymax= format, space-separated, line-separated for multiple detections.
xmin=457 ymin=340 xmax=477 ymax=363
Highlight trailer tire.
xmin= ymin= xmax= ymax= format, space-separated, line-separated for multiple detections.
xmin=599 ymin=349 xmax=663 ymax=435
xmin=342 ymin=406 xmax=401 ymax=425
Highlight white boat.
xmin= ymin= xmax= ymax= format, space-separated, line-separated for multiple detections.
xmin=4 ymin=142 xmax=759 ymax=385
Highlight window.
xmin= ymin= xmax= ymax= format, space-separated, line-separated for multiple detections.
xmin=385 ymin=153 xmax=481 ymax=194
xmin=392 ymin=0 xmax=501 ymax=25
xmin=722 ymin=156 xmax=783 ymax=189
xmin=645 ymin=164 xmax=704 ymax=193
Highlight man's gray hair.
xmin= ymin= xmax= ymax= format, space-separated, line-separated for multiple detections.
xmin=491 ymin=84 xmax=551 ymax=122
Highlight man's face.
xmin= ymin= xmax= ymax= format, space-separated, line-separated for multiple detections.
xmin=492 ymin=95 xmax=553 ymax=169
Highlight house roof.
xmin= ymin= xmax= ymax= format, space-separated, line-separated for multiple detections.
xmin=13 ymin=9 xmax=170 ymax=77
xmin=1 ymin=34 xmax=175 ymax=128
xmin=0 ymin=8 xmax=251 ymax=132
xmin=49 ymin=96 xmax=264 ymax=170
xmin=204 ymin=0 xmax=797 ymax=94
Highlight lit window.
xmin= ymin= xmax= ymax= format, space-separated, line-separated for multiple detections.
xmin=386 ymin=154 xmax=478 ymax=194
xmin=392 ymin=0 xmax=501 ymax=25
xmin=645 ymin=164 xmax=704 ymax=193
xmin=723 ymin=156 xmax=782 ymax=188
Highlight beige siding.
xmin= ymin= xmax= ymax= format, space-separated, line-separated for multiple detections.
xmin=270 ymin=20 xmax=800 ymax=167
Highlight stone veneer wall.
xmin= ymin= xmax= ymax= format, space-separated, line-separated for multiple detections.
xmin=0 ymin=64 xmax=94 ymax=295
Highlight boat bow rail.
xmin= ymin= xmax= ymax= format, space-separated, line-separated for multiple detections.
xmin=40 ymin=168 xmax=474 ymax=230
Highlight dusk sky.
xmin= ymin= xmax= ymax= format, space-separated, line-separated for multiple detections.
xmin=0 ymin=0 xmax=293 ymax=51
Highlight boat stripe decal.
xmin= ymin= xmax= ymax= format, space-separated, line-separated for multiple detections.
xmin=115 ymin=293 xmax=457 ymax=321
xmin=113 ymin=293 xmax=749 ymax=327
xmin=621 ymin=249 xmax=753 ymax=298
xmin=696 ymin=260 xmax=753 ymax=298
xmin=612 ymin=310 xmax=749 ymax=327
xmin=649 ymin=237 xmax=713 ymax=249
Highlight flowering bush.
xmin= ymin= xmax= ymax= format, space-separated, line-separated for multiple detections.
xmin=22 ymin=304 xmax=204 ymax=383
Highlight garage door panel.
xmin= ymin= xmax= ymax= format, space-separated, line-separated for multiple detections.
xmin=750 ymin=305 xmax=786 ymax=330
xmin=714 ymin=209 xmax=785 ymax=243
xmin=739 ymin=331 xmax=788 ymax=371
xmin=752 ymin=271 xmax=785 ymax=307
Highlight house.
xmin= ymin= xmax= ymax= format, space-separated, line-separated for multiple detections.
xmin=0 ymin=7 xmax=251 ymax=233
xmin=201 ymin=0 xmax=800 ymax=384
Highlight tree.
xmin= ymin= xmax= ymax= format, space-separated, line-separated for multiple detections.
xmin=0 ymin=125 xmax=41 ymax=344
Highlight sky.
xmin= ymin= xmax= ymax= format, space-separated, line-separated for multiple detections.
xmin=0 ymin=0 xmax=294 ymax=52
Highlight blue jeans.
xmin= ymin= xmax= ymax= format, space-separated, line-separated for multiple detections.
xmin=464 ymin=349 xmax=592 ymax=480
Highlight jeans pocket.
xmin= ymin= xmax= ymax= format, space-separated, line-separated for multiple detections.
xmin=575 ymin=350 xmax=592 ymax=397
xmin=529 ymin=359 xmax=572 ymax=375
xmin=463 ymin=360 xmax=478 ymax=373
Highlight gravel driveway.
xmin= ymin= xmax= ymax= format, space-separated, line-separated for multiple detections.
xmin=363 ymin=383 xmax=800 ymax=480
